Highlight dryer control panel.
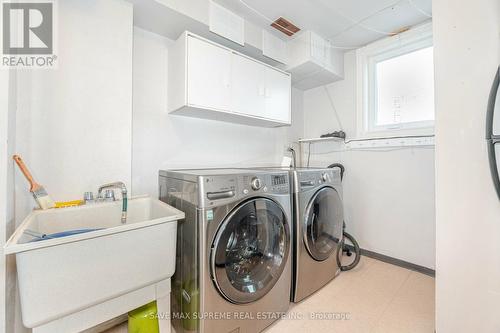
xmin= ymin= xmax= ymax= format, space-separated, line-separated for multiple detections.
xmin=296 ymin=169 xmax=341 ymax=192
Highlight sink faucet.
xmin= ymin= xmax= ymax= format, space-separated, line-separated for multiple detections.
xmin=97 ymin=182 xmax=128 ymax=223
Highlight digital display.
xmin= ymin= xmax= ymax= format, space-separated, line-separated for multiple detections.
xmin=272 ymin=175 xmax=287 ymax=186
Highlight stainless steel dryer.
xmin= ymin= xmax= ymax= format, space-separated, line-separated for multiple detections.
xmin=159 ymin=169 xmax=292 ymax=333
xmin=275 ymin=168 xmax=344 ymax=302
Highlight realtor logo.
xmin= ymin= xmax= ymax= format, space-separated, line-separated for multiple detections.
xmin=1 ymin=0 xmax=57 ymax=68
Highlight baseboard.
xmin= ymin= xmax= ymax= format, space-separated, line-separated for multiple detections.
xmin=360 ymin=248 xmax=435 ymax=277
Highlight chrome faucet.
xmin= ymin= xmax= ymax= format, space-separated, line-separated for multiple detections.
xmin=97 ymin=182 xmax=128 ymax=223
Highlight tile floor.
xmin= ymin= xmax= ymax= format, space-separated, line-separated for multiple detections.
xmin=105 ymin=257 xmax=435 ymax=333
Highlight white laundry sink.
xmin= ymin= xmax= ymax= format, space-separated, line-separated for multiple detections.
xmin=4 ymin=195 xmax=184 ymax=333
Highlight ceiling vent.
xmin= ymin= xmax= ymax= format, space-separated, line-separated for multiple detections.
xmin=271 ymin=17 xmax=300 ymax=36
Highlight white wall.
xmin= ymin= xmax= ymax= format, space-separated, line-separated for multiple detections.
xmin=433 ymin=0 xmax=500 ymax=331
xmin=303 ymin=50 xmax=436 ymax=269
xmin=132 ymin=27 xmax=303 ymax=197
xmin=5 ymin=71 xmax=17 ymax=333
xmin=11 ymin=0 xmax=134 ymax=331
xmin=4 ymin=70 xmax=18 ymax=332
xmin=1 ymin=70 xmax=19 ymax=333
xmin=15 ymin=0 xmax=133 ymax=208
xmin=0 ymin=69 xmax=9 ymax=333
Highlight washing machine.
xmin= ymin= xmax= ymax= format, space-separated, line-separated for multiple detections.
xmin=159 ymin=169 xmax=292 ymax=333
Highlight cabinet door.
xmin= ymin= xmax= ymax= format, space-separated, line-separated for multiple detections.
xmin=231 ymin=53 xmax=266 ymax=118
xmin=265 ymin=68 xmax=291 ymax=123
xmin=187 ymin=36 xmax=232 ymax=111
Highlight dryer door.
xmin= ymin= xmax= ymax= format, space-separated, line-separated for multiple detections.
xmin=210 ymin=198 xmax=290 ymax=304
xmin=304 ymin=186 xmax=343 ymax=261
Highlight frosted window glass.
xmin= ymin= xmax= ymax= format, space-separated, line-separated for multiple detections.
xmin=375 ymin=47 xmax=435 ymax=126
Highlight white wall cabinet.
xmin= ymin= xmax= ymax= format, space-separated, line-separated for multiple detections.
xmin=187 ymin=36 xmax=232 ymax=111
xmin=231 ymin=52 xmax=266 ymax=119
xmin=168 ymin=31 xmax=291 ymax=127
xmin=265 ymin=66 xmax=292 ymax=123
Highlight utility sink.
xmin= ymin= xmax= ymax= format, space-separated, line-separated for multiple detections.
xmin=4 ymin=195 xmax=184 ymax=333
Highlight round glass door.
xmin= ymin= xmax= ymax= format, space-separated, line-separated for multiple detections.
xmin=304 ymin=187 xmax=343 ymax=261
xmin=210 ymin=198 xmax=290 ymax=304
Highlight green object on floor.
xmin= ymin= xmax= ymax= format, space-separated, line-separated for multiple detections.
xmin=128 ymin=301 xmax=159 ymax=333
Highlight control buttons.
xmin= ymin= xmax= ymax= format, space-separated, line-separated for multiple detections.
xmin=251 ymin=177 xmax=262 ymax=190
xmin=242 ymin=189 xmax=249 ymax=195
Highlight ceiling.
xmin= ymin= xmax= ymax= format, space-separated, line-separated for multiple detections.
xmin=214 ymin=0 xmax=432 ymax=49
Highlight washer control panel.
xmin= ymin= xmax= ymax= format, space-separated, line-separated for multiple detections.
xmin=201 ymin=172 xmax=290 ymax=206
xmin=240 ymin=174 xmax=289 ymax=195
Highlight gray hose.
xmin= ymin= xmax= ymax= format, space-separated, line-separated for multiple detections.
xmin=337 ymin=230 xmax=361 ymax=271
xmin=327 ymin=163 xmax=345 ymax=180
xmin=327 ymin=163 xmax=361 ymax=271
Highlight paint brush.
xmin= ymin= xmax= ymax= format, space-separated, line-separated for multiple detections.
xmin=13 ymin=155 xmax=55 ymax=210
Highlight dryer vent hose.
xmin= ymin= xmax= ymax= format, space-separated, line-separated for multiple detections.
xmin=327 ymin=163 xmax=345 ymax=181
xmin=337 ymin=229 xmax=361 ymax=271
xmin=327 ymin=163 xmax=361 ymax=271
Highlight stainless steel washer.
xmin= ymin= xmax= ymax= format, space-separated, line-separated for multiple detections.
xmin=292 ymin=168 xmax=344 ymax=302
xmin=159 ymin=169 xmax=292 ymax=333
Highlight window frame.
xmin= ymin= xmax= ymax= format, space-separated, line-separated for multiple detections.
xmin=356 ymin=23 xmax=434 ymax=138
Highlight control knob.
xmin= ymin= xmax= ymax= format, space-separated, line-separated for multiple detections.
xmin=321 ymin=173 xmax=330 ymax=182
xmin=251 ymin=177 xmax=262 ymax=190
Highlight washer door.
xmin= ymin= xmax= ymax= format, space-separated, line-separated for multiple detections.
xmin=211 ymin=198 xmax=290 ymax=304
xmin=304 ymin=187 xmax=343 ymax=261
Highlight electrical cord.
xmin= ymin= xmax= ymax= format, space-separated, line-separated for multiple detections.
xmin=312 ymin=145 xmax=435 ymax=154
xmin=324 ymin=86 xmax=344 ymax=131
xmin=327 ymin=0 xmax=407 ymax=38
xmin=237 ymin=0 xmax=297 ymax=36
xmin=307 ymin=144 xmax=310 ymax=167
xmin=343 ymin=134 xmax=435 ymax=144
xmin=327 ymin=0 xmax=432 ymax=39
xmin=307 ymin=145 xmax=434 ymax=157
xmin=304 ymin=134 xmax=435 ymax=165
xmin=408 ymin=0 xmax=432 ymax=18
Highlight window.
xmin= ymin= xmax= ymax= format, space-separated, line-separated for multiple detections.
xmin=357 ymin=23 xmax=434 ymax=137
